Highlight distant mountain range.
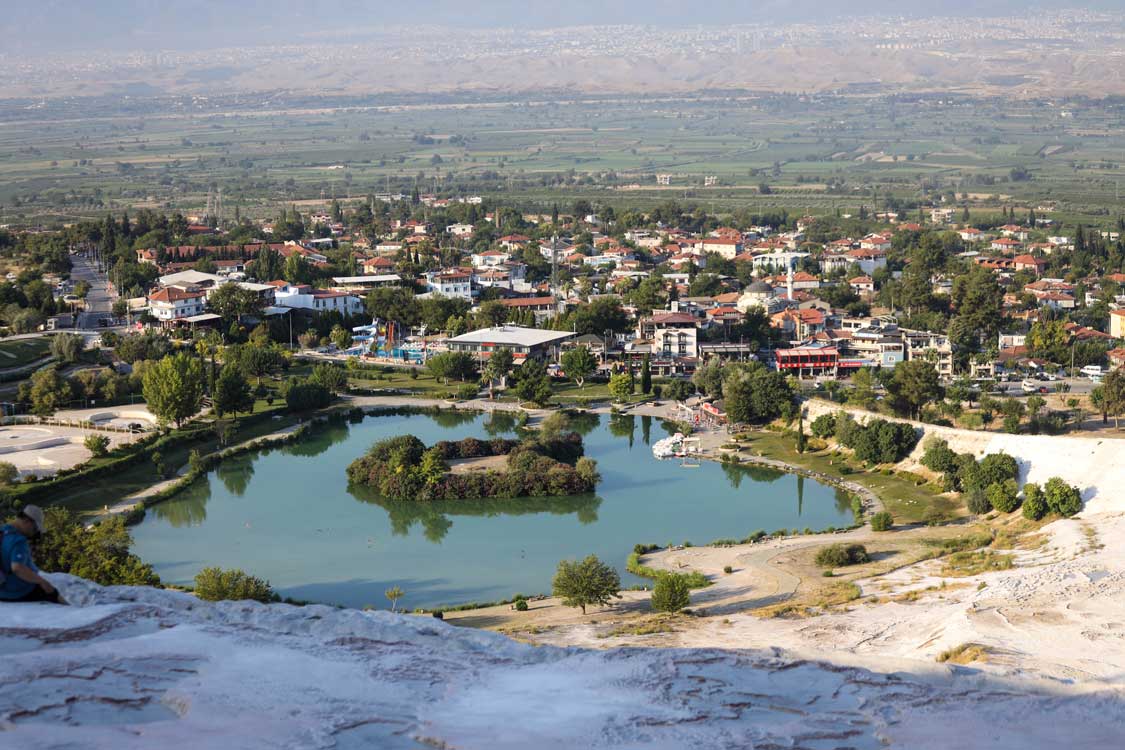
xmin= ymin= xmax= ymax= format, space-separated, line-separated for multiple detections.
xmin=3 ymin=9 xmax=1125 ymax=99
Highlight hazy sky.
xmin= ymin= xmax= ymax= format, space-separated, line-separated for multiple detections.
xmin=3 ymin=1 xmax=1117 ymax=54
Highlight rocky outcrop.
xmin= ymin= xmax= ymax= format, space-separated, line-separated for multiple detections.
xmin=3 ymin=575 xmax=1125 ymax=748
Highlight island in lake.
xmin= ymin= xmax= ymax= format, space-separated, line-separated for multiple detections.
xmin=346 ymin=430 xmax=601 ymax=501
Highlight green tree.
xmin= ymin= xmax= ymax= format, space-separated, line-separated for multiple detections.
xmin=213 ymin=364 xmax=254 ymax=417
xmin=608 ymin=372 xmax=633 ymax=402
xmin=194 ymin=567 xmax=276 ymax=603
xmin=27 ymin=367 xmax=73 ymax=416
xmin=572 ymin=297 xmax=630 ymax=335
xmin=1022 ymin=483 xmax=1047 ymax=520
xmin=848 ymin=367 xmax=877 ymax=409
xmin=887 ymin=360 xmax=943 ymax=420
xmin=551 ymin=554 xmax=621 ymax=615
xmin=691 ymin=358 xmax=724 ymax=397
xmin=870 ymin=511 xmax=894 ymax=531
xmin=664 ymin=378 xmax=692 ymax=402
xmin=83 ymin=434 xmax=110 ymax=457
xmin=0 ymin=461 xmax=17 ymax=486
xmin=330 ymin=324 xmax=352 ymax=351
xmin=283 ymin=253 xmax=313 ymax=284
xmin=651 ymin=573 xmax=691 ymax=613
xmin=427 ymin=351 xmax=478 ymax=384
xmin=561 ymin=345 xmax=597 ymax=388
xmin=35 ymin=507 xmax=159 ymax=587
xmin=1102 ymin=368 xmax=1125 ymax=429
xmin=365 ymin=286 xmax=421 ymax=326
xmin=640 ymin=354 xmax=652 ymax=395
xmin=723 ymin=362 xmax=794 ymax=424
xmin=514 ymin=357 xmax=552 ymax=405
xmin=49 ymin=332 xmax=84 ymax=364
xmin=1043 ymin=477 xmax=1082 ymax=517
xmin=208 ymin=282 xmax=263 ymax=322
xmin=142 ymin=351 xmax=204 ymax=427
xmin=949 ymin=265 xmax=1003 ymax=352
xmin=482 ymin=347 xmax=514 ymax=396
xmin=384 ymin=585 xmax=405 ymax=612
xmin=309 ymin=363 xmax=347 ymax=394
xmin=986 ymin=479 xmax=1021 ymax=513
xmin=231 ymin=343 xmax=285 ymax=385
xmin=477 ymin=299 xmax=509 ymax=327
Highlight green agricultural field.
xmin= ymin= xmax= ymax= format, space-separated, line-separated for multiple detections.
xmin=2 ymin=92 xmax=1125 ymax=226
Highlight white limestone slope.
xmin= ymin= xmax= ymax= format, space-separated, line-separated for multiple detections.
xmin=2 ymin=577 xmax=1125 ymax=748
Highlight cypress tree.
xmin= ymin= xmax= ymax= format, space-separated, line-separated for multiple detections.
xmin=641 ymin=354 xmax=652 ymax=395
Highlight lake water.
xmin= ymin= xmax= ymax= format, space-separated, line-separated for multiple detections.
xmin=131 ymin=410 xmax=855 ymax=610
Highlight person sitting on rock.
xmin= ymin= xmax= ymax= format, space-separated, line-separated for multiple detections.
xmin=1 ymin=505 xmax=65 ymax=604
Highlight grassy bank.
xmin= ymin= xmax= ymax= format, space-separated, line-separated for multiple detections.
xmin=732 ymin=430 xmax=961 ymax=524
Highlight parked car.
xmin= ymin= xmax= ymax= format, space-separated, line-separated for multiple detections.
xmin=1021 ymin=379 xmax=1038 ymax=393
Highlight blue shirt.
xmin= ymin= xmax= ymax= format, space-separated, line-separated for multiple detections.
xmin=0 ymin=524 xmax=36 ymax=600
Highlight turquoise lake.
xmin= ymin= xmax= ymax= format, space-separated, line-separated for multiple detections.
xmin=131 ymin=411 xmax=856 ymax=610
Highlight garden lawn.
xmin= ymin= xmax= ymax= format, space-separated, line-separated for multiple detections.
xmin=737 ymin=430 xmax=961 ymax=524
xmin=0 ymin=337 xmax=52 ymax=368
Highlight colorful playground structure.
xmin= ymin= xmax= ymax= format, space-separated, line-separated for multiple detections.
xmin=348 ymin=320 xmax=428 ymax=363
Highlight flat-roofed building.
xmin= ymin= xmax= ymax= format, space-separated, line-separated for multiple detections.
xmin=444 ymin=325 xmax=575 ymax=363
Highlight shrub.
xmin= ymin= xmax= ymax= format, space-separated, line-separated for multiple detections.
xmin=193 ymin=567 xmax=276 ymax=603
xmin=0 ymin=461 xmax=18 ymax=486
xmin=651 ymin=573 xmax=691 ymax=612
xmin=966 ymin=489 xmax=992 ymax=515
xmin=978 ymin=453 xmax=1019 ymax=488
xmin=83 ymin=434 xmax=111 ymax=457
xmin=810 ymin=413 xmax=837 ymax=439
xmin=921 ymin=438 xmax=958 ymax=475
xmin=986 ymin=479 xmax=1021 ymax=514
xmin=836 ymin=417 xmax=918 ymax=465
xmin=514 ymin=599 xmax=529 ymax=611
xmin=1044 ymin=477 xmax=1082 ymax=517
xmin=870 ymin=511 xmax=893 ymax=531
xmin=285 ymin=381 xmax=332 ymax=412
xmin=634 ymin=543 xmax=661 ymax=555
xmin=814 ymin=543 xmax=869 ymax=568
xmin=1022 ymin=482 xmax=1047 ymax=521
xmin=723 ymin=565 xmax=733 ymax=574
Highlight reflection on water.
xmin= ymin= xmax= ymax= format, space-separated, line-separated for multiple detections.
xmin=349 ymin=484 xmax=603 ymax=543
xmin=566 ymin=410 xmax=601 ymax=437
xmin=216 ymin=459 xmax=255 ymax=497
xmin=720 ymin=460 xmax=785 ymax=489
xmin=151 ymin=481 xmax=210 ymax=527
xmin=483 ymin=410 xmax=519 ymax=436
xmin=608 ymin=413 xmax=635 ymax=447
xmin=281 ymin=420 xmax=352 ymax=457
xmin=429 ymin=408 xmax=480 ymax=430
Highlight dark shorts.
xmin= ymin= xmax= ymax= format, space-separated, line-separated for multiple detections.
xmin=2 ymin=587 xmax=61 ymax=604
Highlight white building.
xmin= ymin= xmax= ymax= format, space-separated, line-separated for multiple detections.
xmin=426 ymin=271 xmax=473 ymax=300
xmin=148 ymin=287 xmax=207 ymax=323
xmin=470 ymin=250 xmax=511 ymax=268
xmin=272 ymin=283 xmax=365 ymax=316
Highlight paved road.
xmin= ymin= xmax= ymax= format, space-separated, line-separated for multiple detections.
xmin=990 ymin=376 xmax=1096 ymax=397
xmin=70 ymin=252 xmax=116 ymax=329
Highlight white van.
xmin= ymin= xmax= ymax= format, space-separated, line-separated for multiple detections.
xmin=1081 ymin=365 xmax=1104 ymax=378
